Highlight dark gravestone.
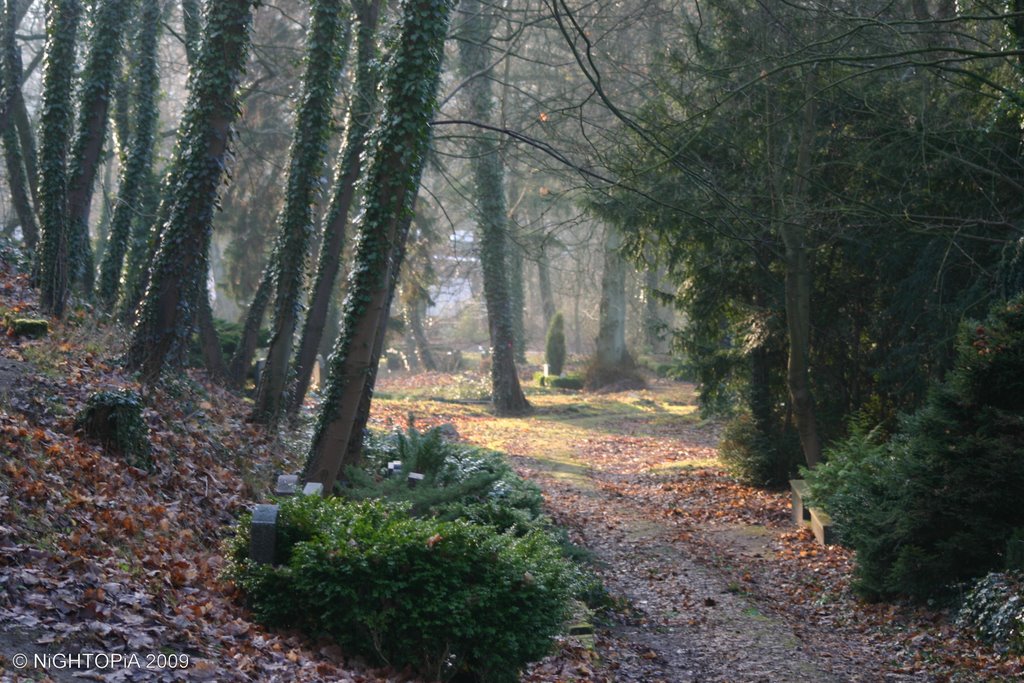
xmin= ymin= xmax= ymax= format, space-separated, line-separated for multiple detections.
xmin=250 ymin=504 xmax=279 ymax=565
xmin=408 ymin=472 xmax=425 ymax=489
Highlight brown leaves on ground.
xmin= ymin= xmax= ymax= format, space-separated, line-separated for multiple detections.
xmin=0 ymin=264 xmax=398 ymax=681
xmin=372 ymin=374 xmax=1024 ymax=682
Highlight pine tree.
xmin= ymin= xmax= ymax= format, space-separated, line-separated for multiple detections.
xmin=545 ymin=312 xmax=566 ymax=376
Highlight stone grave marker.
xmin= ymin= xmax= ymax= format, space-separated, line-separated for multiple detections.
xmin=251 ymin=504 xmax=279 ymax=565
xmin=275 ymin=474 xmax=298 ymax=496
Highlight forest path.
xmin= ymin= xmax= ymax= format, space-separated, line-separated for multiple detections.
xmin=372 ymin=378 xmax=885 ymax=682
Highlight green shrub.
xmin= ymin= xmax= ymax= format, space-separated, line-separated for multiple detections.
xmin=347 ymin=427 xmax=546 ymax=536
xmin=225 ymin=497 xmax=576 ymax=682
xmin=534 ymin=371 xmax=584 ymax=390
xmin=719 ymin=412 xmax=801 ymax=488
xmin=807 ymin=297 xmax=1024 ymax=601
xmin=545 ymin=312 xmax=566 ymax=376
xmin=549 ymin=374 xmax=584 ymax=390
xmin=956 ymin=572 xmax=1024 ymax=654
xmin=75 ymin=389 xmax=151 ymax=469
xmin=803 ymin=424 xmax=894 ymax=548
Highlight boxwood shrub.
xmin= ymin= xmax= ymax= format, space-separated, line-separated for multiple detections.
xmin=225 ymin=496 xmax=576 ymax=682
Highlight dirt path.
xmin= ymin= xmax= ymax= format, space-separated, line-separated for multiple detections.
xmin=417 ymin=381 xmax=881 ymax=682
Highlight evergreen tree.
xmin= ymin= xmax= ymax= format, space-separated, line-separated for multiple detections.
xmin=305 ymin=0 xmax=455 ymax=491
xmin=251 ymin=0 xmax=352 ymax=425
xmin=126 ymin=0 xmax=257 ymax=382
xmin=545 ymin=311 xmax=566 ymax=376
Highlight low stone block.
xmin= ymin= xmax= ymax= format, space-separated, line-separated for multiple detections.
xmin=302 ymin=482 xmax=324 ymax=497
xmin=250 ymin=504 xmax=279 ymax=565
xmin=275 ymin=474 xmax=298 ymax=496
xmin=789 ymin=479 xmax=811 ymax=527
xmin=809 ymin=506 xmax=835 ymax=546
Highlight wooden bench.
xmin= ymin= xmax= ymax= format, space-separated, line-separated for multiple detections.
xmin=789 ymin=479 xmax=835 ymax=546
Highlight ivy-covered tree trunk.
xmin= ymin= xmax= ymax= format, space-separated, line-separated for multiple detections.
xmin=458 ymin=0 xmax=529 ymax=416
xmin=252 ymin=0 xmax=352 ymax=425
xmin=96 ymin=0 xmax=160 ymax=311
xmin=406 ymin=293 xmax=437 ymax=371
xmin=342 ymin=202 xmax=417 ymax=466
xmin=180 ymin=0 xmax=201 ymax=63
xmin=0 ymin=0 xmax=37 ymax=249
xmin=115 ymin=165 xmax=158 ymax=319
xmin=304 ymin=0 xmax=454 ymax=491
xmin=36 ymin=0 xmax=82 ymax=317
xmin=288 ymin=0 xmax=383 ymax=415
xmin=66 ymin=0 xmax=133 ymax=294
xmin=228 ymin=260 xmax=273 ymax=388
xmin=589 ymin=224 xmax=633 ymax=387
xmin=508 ymin=233 xmax=526 ymax=363
xmin=125 ymin=0 xmax=256 ymax=382
xmin=536 ymin=239 xmax=556 ymax=330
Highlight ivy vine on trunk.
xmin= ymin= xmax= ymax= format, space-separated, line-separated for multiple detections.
xmin=66 ymin=0 xmax=134 ymax=294
xmin=457 ymin=0 xmax=530 ymax=416
xmin=96 ymin=0 xmax=160 ymax=311
xmin=288 ymin=0 xmax=383 ymax=415
xmin=304 ymin=0 xmax=454 ymax=491
xmin=252 ymin=0 xmax=352 ymax=425
xmin=0 ymin=0 xmax=37 ymax=249
xmin=36 ymin=0 xmax=82 ymax=318
xmin=125 ymin=0 xmax=257 ymax=382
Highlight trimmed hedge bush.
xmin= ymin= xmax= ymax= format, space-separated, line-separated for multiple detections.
xmin=545 ymin=312 xmax=566 ymax=376
xmin=225 ymin=497 xmax=576 ymax=682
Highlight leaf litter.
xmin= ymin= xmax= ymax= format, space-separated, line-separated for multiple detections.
xmin=1 ymin=256 xmax=1022 ymax=681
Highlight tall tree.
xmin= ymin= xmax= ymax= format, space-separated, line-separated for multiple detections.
xmin=288 ymin=0 xmax=383 ymax=414
xmin=252 ymin=0 xmax=352 ymax=425
xmin=0 ymin=0 xmax=37 ymax=249
xmin=96 ymin=0 xmax=161 ymax=311
xmin=36 ymin=0 xmax=82 ymax=318
xmin=126 ymin=0 xmax=257 ymax=382
xmin=590 ymin=224 xmax=632 ymax=380
xmin=457 ymin=0 xmax=529 ymax=415
xmin=66 ymin=0 xmax=134 ymax=293
xmin=535 ymin=237 xmax=556 ymax=329
xmin=304 ymin=0 xmax=454 ymax=490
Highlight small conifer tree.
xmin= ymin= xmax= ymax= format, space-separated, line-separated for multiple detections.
xmin=545 ymin=312 xmax=566 ymax=376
